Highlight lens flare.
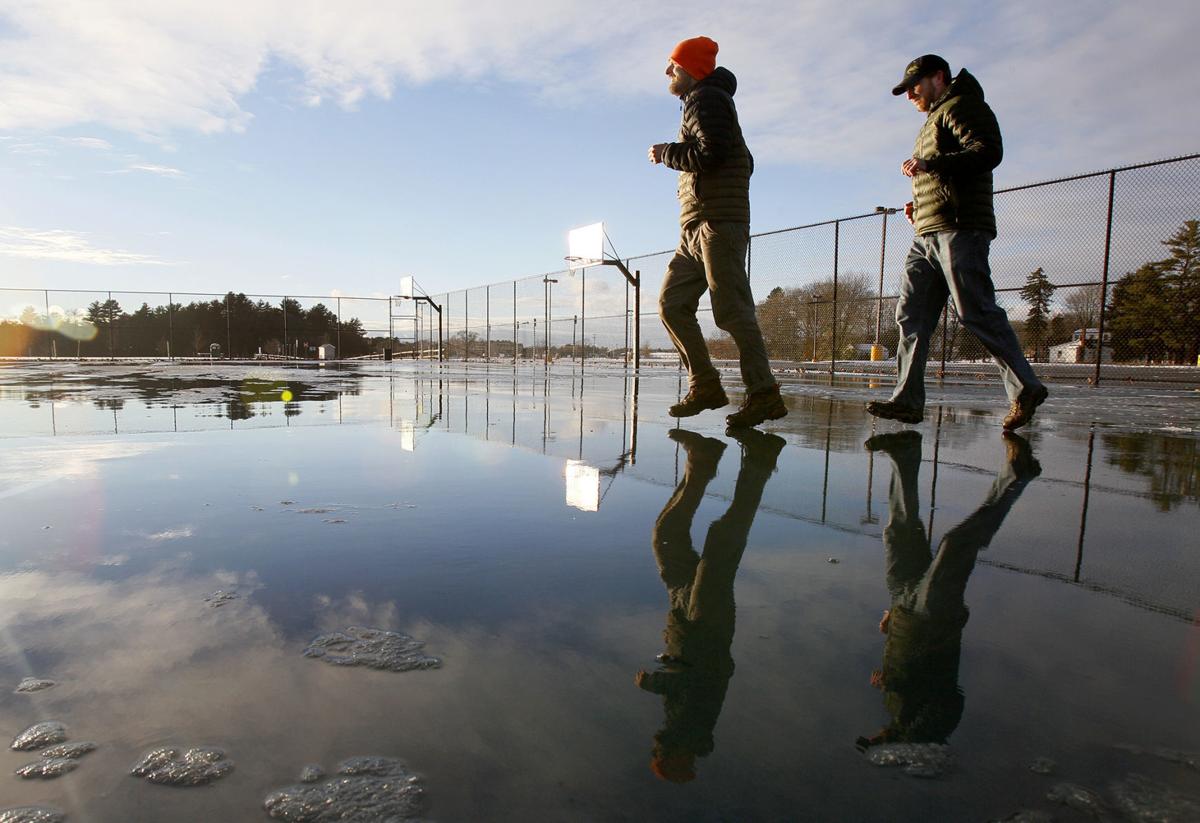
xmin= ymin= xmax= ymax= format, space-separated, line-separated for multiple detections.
xmin=280 ymin=389 xmax=293 ymax=402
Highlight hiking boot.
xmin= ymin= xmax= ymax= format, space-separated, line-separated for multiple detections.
xmin=863 ymin=430 xmax=923 ymax=456
xmin=725 ymin=426 xmax=786 ymax=468
xmin=725 ymin=385 xmax=787 ymax=428
xmin=1001 ymin=384 xmax=1048 ymax=431
xmin=1001 ymin=431 xmax=1042 ymax=481
xmin=865 ymin=399 xmax=923 ymax=424
xmin=669 ymin=382 xmax=728 ymax=418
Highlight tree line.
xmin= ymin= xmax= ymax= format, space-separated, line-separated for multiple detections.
xmin=0 ymin=293 xmax=384 ymax=359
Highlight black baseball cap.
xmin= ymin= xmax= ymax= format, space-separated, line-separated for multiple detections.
xmin=891 ymin=54 xmax=951 ymax=95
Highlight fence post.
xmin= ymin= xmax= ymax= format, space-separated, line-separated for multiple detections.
xmin=624 ymin=277 xmax=630 ymax=367
xmin=581 ymin=268 xmax=587 ymax=368
xmin=1094 ymin=170 xmax=1117 ymax=387
xmin=486 ymin=285 xmax=491 ymax=362
xmin=108 ymin=291 xmax=115 ymax=360
xmin=634 ymin=269 xmax=641 ymax=372
xmin=44 ymin=290 xmax=53 ymax=359
xmin=168 ymin=292 xmax=174 ymax=360
xmin=513 ymin=282 xmax=518 ymax=365
xmin=830 ymin=222 xmax=839 ymax=379
xmin=283 ymin=296 xmax=288 ymax=359
xmin=940 ymin=302 xmax=949 ymax=376
xmin=875 ymin=209 xmax=892 ymax=345
xmin=336 ymin=296 xmax=342 ymax=360
xmin=226 ymin=293 xmax=232 ymax=359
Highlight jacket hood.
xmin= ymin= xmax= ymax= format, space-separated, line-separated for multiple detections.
xmin=696 ymin=66 xmax=737 ymax=97
xmin=940 ymin=69 xmax=985 ymax=105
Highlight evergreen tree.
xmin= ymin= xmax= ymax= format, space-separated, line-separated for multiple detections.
xmin=1019 ymin=267 xmax=1054 ymax=361
xmin=1160 ymin=220 xmax=1200 ymax=363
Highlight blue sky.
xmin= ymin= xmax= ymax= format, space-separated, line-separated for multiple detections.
xmin=1 ymin=0 xmax=1197 ymax=303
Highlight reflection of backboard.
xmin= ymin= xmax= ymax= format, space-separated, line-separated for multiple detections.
xmin=567 ymin=222 xmax=604 ymax=269
xmin=399 ymin=275 xmax=414 ymax=299
xmin=564 ymin=460 xmax=600 ymax=512
xmin=399 ymin=420 xmax=415 ymax=452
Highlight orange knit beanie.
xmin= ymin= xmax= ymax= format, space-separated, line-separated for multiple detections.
xmin=669 ymin=36 xmax=718 ymax=81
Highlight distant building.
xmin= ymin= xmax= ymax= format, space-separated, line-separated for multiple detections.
xmin=317 ymin=343 xmax=336 ymax=360
xmin=1049 ymin=328 xmax=1111 ymax=364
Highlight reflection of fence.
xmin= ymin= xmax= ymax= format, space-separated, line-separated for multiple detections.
xmin=424 ymin=153 xmax=1200 ymax=384
xmin=5 ymin=154 xmax=1198 ymax=382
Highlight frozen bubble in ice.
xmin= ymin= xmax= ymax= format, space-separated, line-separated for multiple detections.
xmin=299 ymin=764 xmax=325 ymax=783
xmin=1028 ymin=756 xmax=1057 ymax=775
xmin=989 ymin=812 xmax=1054 ymax=823
xmin=864 ymin=743 xmax=953 ymax=778
xmin=130 ymin=746 xmax=234 ymax=786
xmin=0 ymin=807 xmax=65 ymax=823
xmin=826 ymin=557 xmax=839 ymax=564
xmin=263 ymin=756 xmax=425 ymax=821
xmin=15 ymin=758 xmax=78 ymax=779
xmin=297 ymin=508 xmax=333 ymax=514
xmin=303 ymin=627 xmax=441 ymax=672
xmin=204 ymin=590 xmax=239 ymax=607
xmin=41 ymin=742 xmax=96 ymax=759
xmin=322 ymin=519 xmax=346 ymax=524
xmin=1110 ymin=773 xmax=1200 ymax=822
xmin=11 ymin=722 xmax=67 ymax=751
xmin=1047 ymin=782 xmax=1108 ymax=816
xmin=14 ymin=678 xmax=56 ymax=693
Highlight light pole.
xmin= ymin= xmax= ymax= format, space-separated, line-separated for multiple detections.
xmin=874 ymin=206 xmax=898 ymax=351
xmin=543 ymin=276 xmax=558 ymax=364
xmin=810 ymin=293 xmax=823 ymax=363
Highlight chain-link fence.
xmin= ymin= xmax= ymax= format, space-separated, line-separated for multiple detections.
xmin=4 ymin=154 xmax=1198 ymax=382
xmin=422 ymin=153 xmax=1200 ymax=384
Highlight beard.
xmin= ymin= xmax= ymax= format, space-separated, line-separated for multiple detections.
xmin=668 ymin=73 xmax=695 ymax=97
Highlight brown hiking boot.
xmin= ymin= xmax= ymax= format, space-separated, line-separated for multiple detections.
xmin=1002 ymin=385 xmax=1048 ymax=431
xmin=865 ymin=399 xmax=923 ymax=425
xmin=669 ymin=382 xmax=728 ymax=418
xmin=725 ymin=385 xmax=787 ymax=428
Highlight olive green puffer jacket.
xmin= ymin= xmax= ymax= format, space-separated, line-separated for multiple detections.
xmin=661 ymin=67 xmax=754 ymax=227
xmin=911 ymin=70 xmax=1002 ymax=238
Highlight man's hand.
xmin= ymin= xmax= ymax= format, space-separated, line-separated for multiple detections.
xmin=904 ymin=201 xmax=914 ymax=226
xmin=648 ymin=143 xmax=669 ymax=164
xmin=901 ymin=157 xmax=928 ymax=177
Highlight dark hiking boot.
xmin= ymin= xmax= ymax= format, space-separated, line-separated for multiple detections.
xmin=669 ymin=382 xmax=728 ymax=418
xmin=1001 ymin=384 xmax=1048 ymax=431
xmin=725 ymin=426 xmax=787 ymax=468
xmin=725 ymin=385 xmax=787 ymax=428
xmin=1002 ymin=431 xmax=1042 ymax=481
xmin=865 ymin=399 xmax=923 ymax=425
xmin=863 ymin=430 xmax=923 ymax=457
xmin=667 ymin=428 xmax=727 ymax=467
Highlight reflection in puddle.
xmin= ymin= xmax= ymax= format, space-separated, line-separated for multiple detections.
xmin=0 ymin=807 xmax=66 ymax=823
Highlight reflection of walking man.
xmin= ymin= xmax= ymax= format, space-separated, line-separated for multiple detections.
xmin=857 ymin=430 xmax=1040 ymax=749
xmin=636 ymin=427 xmax=784 ymax=782
xmin=867 ymin=55 xmax=1047 ymax=430
xmin=649 ymin=36 xmax=786 ymax=429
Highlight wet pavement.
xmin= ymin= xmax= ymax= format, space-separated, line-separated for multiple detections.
xmin=0 ymin=361 xmax=1197 ymax=821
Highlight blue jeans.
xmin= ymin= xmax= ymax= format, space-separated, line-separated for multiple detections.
xmin=891 ymin=230 xmax=1041 ymax=409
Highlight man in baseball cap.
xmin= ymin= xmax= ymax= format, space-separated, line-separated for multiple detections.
xmin=867 ymin=54 xmax=1048 ymax=430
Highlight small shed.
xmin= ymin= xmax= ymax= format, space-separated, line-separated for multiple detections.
xmin=317 ymin=343 xmax=336 ymax=361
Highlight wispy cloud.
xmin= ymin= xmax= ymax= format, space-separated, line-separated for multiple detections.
xmin=0 ymin=1 xmax=1192 ymax=173
xmin=56 ymin=136 xmax=113 ymax=150
xmin=0 ymin=225 xmax=173 ymax=266
xmin=105 ymin=162 xmax=188 ymax=179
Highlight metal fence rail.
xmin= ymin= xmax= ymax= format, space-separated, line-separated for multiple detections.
xmin=4 ymin=153 xmax=1198 ymax=383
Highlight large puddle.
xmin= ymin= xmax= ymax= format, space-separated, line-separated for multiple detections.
xmin=1 ymin=362 xmax=1197 ymax=821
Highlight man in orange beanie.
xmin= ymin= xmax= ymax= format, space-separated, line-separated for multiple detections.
xmin=649 ymin=37 xmax=786 ymax=429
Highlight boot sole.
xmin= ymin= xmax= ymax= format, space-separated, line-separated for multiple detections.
xmin=725 ymin=406 xmax=787 ymax=428
xmin=866 ymin=403 xmax=923 ymax=424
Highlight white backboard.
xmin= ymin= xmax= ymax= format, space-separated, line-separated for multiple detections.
xmin=567 ymin=222 xmax=604 ymax=269
xmin=564 ymin=460 xmax=600 ymax=512
xmin=399 ymin=275 xmax=414 ymax=299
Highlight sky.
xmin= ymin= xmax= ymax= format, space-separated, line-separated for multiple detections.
xmin=1 ymin=0 xmax=1198 ymax=304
